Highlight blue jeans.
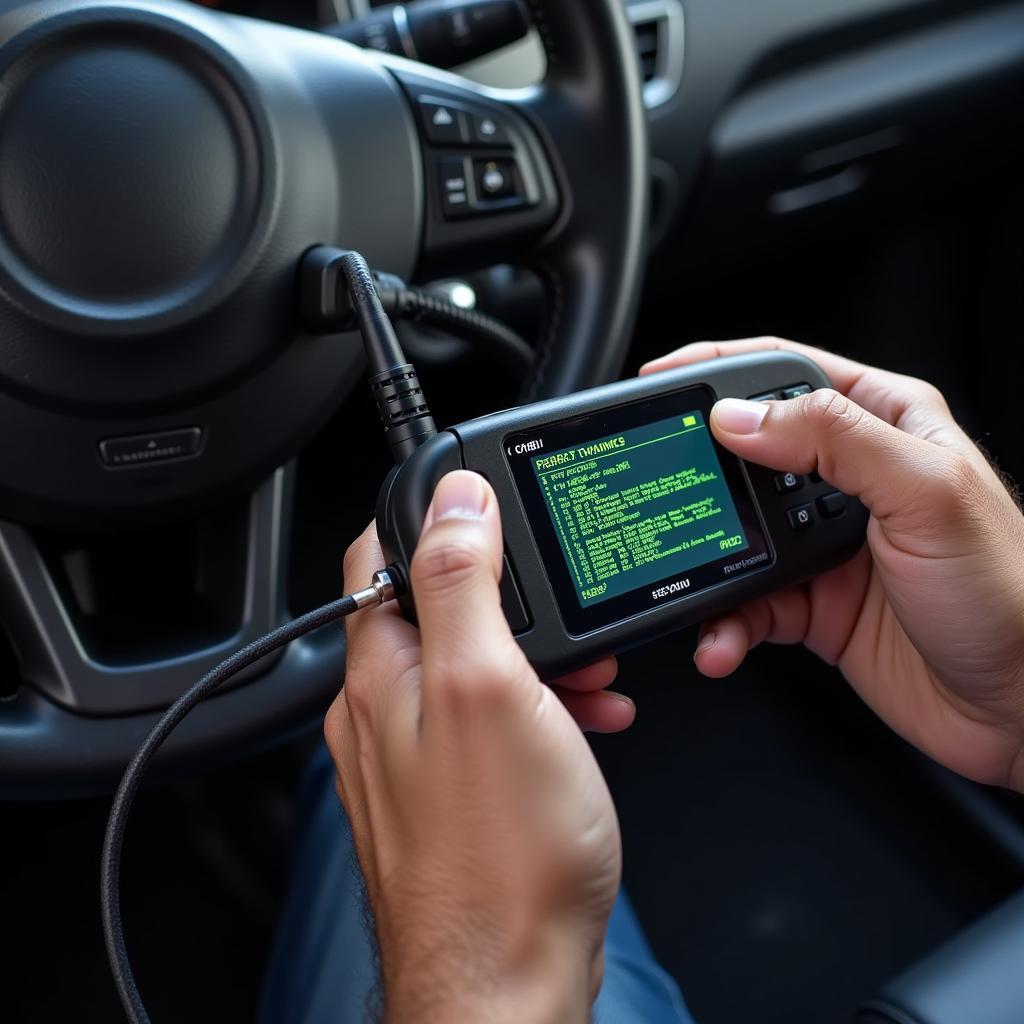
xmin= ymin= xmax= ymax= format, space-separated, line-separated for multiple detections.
xmin=261 ymin=744 xmax=694 ymax=1023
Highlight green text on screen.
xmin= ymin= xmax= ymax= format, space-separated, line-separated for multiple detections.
xmin=530 ymin=411 xmax=750 ymax=606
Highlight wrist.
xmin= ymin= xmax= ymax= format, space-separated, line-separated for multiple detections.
xmin=381 ymin=920 xmax=596 ymax=1024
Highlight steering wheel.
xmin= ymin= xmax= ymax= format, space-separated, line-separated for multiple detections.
xmin=0 ymin=0 xmax=647 ymax=798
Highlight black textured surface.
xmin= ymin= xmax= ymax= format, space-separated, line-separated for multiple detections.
xmin=397 ymin=284 xmax=535 ymax=375
xmin=4 ymin=638 xmax=1018 ymax=1024
xmin=2 ymin=741 xmax=309 ymax=1024
xmin=594 ymin=636 xmax=1021 ymax=1024
xmin=101 ymin=594 xmax=359 ymax=1023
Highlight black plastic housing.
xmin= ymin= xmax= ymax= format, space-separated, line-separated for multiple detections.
xmin=377 ymin=351 xmax=869 ymax=679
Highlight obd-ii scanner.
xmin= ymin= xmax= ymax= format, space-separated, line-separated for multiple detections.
xmin=102 ymin=248 xmax=869 ymax=1024
xmin=377 ymin=349 xmax=868 ymax=678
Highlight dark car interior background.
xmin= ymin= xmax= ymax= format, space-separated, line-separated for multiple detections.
xmin=3 ymin=1 xmax=1024 ymax=1022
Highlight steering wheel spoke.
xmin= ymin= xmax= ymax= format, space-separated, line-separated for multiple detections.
xmin=0 ymin=466 xmax=344 ymax=799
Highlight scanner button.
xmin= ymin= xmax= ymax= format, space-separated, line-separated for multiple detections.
xmin=817 ymin=492 xmax=847 ymax=519
xmin=782 ymin=383 xmax=813 ymax=400
xmin=787 ymin=504 xmax=815 ymax=530
xmin=774 ymin=471 xmax=803 ymax=494
xmin=499 ymin=555 xmax=531 ymax=635
xmin=748 ymin=391 xmax=778 ymax=402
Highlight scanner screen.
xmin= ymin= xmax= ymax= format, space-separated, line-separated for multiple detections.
xmin=506 ymin=386 xmax=772 ymax=635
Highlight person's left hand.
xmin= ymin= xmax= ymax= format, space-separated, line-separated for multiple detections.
xmin=325 ymin=471 xmax=635 ymax=1023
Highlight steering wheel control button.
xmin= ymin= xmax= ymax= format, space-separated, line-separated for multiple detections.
xmin=782 ymin=383 xmax=813 ymax=400
xmin=439 ymin=157 xmax=471 ymax=217
xmin=481 ymin=162 xmax=507 ymax=194
xmin=748 ymin=391 xmax=778 ymax=402
xmin=774 ymin=471 xmax=803 ymax=494
xmin=475 ymin=158 xmax=519 ymax=200
xmin=787 ymin=504 xmax=815 ymax=530
xmin=472 ymin=113 xmax=510 ymax=147
xmin=98 ymin=428 xmax=203 ymax=469
xmin=817 ymin=492 xmax=848 ymax=519
xmin=419 ymin=98 xmax=468 ymax=145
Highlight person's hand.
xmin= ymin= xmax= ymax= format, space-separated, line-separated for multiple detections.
xmin=642 ymin=338 xmax=1024 ymax=793
xmin=325 ymin=471 xmax=633 ymax=1023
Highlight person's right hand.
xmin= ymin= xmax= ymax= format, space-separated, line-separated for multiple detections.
xmin=642 ymin=339 xmax=1024 ymax=793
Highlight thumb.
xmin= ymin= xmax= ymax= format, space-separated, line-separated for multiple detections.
xmin=410 ymin=471 xmax=529 ymax=708
xmin=710 ymin=389 xmax=977 ymax=528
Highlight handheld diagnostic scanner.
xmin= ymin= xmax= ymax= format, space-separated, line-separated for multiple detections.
xmin=376 ymin=350 xmax=868 ymax=679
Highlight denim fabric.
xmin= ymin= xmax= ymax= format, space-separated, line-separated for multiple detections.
xmin=261 ymin=744 xmax=694 ymax=1024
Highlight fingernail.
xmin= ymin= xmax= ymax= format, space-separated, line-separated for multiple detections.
xmin=713 ymin=398 xmax=769 ymax=435
xmin=695 ymin=631 xmax=717 ymax=656
xmin=432 ymin=471 xmax=487 ymax=521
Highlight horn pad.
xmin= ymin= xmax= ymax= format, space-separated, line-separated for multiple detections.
xmin=0 ymin=16 xmax=265 ymax=331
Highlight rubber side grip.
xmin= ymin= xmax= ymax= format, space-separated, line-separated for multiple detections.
xmin=376 ymin=430 xmax=464 ymax=623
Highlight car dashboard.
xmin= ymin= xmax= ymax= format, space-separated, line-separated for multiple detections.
xmin=192 ymin=0 xmax=1024 ymax=285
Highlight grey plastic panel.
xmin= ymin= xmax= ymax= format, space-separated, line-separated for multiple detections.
xmin=0 ymin=468 xmax=291 ymax=715
xmin=712 ymin=4 xmax=1024 ymax=160
xmin=0 ymin=464 xmax=348 ymax=800
xmin=862 ymin=887 xmax=1024 ymax=1024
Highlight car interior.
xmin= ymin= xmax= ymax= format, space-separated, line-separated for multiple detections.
xmin=2 ymin=0 xmax=1024 ymax=1022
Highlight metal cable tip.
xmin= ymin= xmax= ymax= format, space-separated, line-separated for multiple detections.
xmin=349 ymin=568 xmax=398 ymax=610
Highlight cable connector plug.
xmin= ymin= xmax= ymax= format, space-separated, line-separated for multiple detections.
xmin=299 ymin=246 xmax=437 ymax=465
xmin=299 ymin=245 xmax=534 ymax=374
xmin=368 ymin=363 xmax=437 ymax=465
xmin=298 ymin=245 xmax=405 ymax=336
xmin=348 ymin=567 xmax=399 ymax=610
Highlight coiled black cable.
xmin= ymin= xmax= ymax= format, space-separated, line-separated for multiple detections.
xmin=101 ymin=594 xmax=368 ymax=1024
xmin=102 ymin=248 xmax=409 ymax=1024
xmin=391 ymin=285 xmax=535 ymax=375
xmin=300 ymin=247 xmax=536 ymax=377
xmin=336 ymin=250 xmax=408 ymax=374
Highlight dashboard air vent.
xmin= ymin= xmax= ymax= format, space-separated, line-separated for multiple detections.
xmin=633 ymin=18 xmax=660 ymax=83
xmin=626 ymin=0 xmax=684 ymax=108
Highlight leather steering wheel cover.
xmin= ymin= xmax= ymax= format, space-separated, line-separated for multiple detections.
xmin=521 ymin=0 xmax=649 ymax=399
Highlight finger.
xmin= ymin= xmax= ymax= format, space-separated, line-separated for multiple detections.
xmin=693 ymin=588 xmax=811 ymax=678
xmin=709 ymin=389 xmax=982 ymax=532
xmin=693 ymin=614 xmax=751 ymax=678
xmin=638 ymin=338 xmax=969 ymax=448
xmin=550 ymin=657 xmax=619 ymax=693
xmin=554 ymin=688 xmax=636 ymax=733
xmin=343 ymin=520 xmax=385 ymax=591
xmin=410 ymin=472 xmax=532 ymax=713
xmin=340 ymin=521 xmax=422 ymax=731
